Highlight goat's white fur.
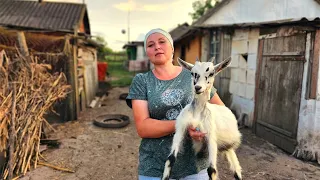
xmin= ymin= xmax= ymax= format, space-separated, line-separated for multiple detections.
xmin=161 ymin=57 xmax=242 ymax=180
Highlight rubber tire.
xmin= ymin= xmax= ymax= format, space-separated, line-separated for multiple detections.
xmin=119 ymin=93 xmax=128 ymax=100
xmin=93 ymin=114 xmax=130 ymax=128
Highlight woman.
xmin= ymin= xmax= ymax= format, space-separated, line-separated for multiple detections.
xmin=126 ymin=28 xmax=225 ymax=180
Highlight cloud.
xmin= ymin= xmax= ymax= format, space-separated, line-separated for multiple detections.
xmin=113 ymin=0 xmax=175 ymax=12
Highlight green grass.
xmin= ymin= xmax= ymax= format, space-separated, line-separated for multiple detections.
xmin=107 ymin=60 xmax=136 ymax=87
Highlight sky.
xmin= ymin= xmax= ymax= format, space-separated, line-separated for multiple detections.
xmin=44 ymin=0 xmax=199 ymax=51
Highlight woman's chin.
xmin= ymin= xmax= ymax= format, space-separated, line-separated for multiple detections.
xmin=151 ymin=59 xmax=171 ymax=65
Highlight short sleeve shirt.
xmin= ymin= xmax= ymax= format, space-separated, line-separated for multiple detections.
xmin=126 ymin=68 xmax=217 ymax=179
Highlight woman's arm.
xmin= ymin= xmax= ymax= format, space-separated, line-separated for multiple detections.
xmin=132 ymin=100 xmax=176 ymax=138
xmin=209 ymin=92 xmax=225 ymax=106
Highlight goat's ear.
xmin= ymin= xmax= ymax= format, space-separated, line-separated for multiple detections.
xmin=177 ymin=57 xmax=194 ymax=70
xmin=214 ymin=56 xmax=231 ymax=74
xmin=209 ymin=56 xmax=215 ymax=63
xmin=196 ymin=57 xmax=201 ymax=62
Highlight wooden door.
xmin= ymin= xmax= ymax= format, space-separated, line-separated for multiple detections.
xmin=255 ymin=33 xmax=306 ymax=153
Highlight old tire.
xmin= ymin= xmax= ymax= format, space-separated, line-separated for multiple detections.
xmin=119 ymin=93 xmax=128 ymax=100
xmin=93 ymin=114 xmax=130 ymax=128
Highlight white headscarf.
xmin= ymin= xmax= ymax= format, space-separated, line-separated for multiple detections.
xmin=144 ymin=28 xmax=174 ymax=52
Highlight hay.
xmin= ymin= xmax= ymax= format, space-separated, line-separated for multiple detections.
xmin=0 ymin=50 xmax=71 ymax=179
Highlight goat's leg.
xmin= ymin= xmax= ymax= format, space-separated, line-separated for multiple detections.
xmin=161 ymin=125 xmax=187 ymax=180
xmin=207 ymin=134 xmax=218 ymax=180
xmin=225 ymin=149 xmax=242 ymax=180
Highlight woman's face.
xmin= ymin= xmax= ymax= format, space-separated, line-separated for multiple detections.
xmin=146 ymin=33 xmax=173 ymax=65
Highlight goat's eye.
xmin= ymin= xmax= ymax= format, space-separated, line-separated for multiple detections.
xmin=191 ymin=72 xmax=194 ymax=76
xmin=209 ymin=73 xmax=214 ymax=77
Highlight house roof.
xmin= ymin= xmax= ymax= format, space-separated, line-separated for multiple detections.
xmin=195 ymin=17 xmax=320 ymax=28
xmin=169 ymin=23 xmax=191 ymax=42
xmin=122 ymin=41 xmax=143 ymax=49
xmin=0 ymin=0 xmax=90 ymax=34
xmin=192 ymin=0 xmax=232 ymax=26
xmin=193 ymin=0 xmax=320 ymax=28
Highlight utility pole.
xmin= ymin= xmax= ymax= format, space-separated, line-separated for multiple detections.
xmin=127 ymin=0 xmax=131 ymax=43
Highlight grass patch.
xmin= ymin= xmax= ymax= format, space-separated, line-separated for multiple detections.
xmin=107 ymin=60 xmax=136 ymax=87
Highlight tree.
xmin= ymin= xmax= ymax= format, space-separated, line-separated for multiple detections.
xmin=189 ymin=0 xmax=214 ymax=22
xmin=95 ymin=36 xmax=113 ymax=61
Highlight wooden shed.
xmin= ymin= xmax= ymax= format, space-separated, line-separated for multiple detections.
xmin=193 ymin=0 xmax=320 ymax=164
xmin=0 ymin=0 xmax=100 ymax=121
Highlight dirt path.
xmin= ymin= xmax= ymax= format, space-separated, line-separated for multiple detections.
xmin=20 ymin=87 xmax=320 ymax=180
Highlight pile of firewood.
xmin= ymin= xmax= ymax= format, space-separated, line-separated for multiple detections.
xmin=0 ymin=50 xmax=70 ymax=179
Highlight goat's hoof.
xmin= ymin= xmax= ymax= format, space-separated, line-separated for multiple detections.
xmin=234 ymin=173 xmax=241 ymax=180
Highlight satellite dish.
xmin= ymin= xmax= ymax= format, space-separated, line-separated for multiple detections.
xmin=121 ymin=29 xmax=126 ymax=34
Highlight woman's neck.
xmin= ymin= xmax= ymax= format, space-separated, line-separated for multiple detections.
xmin=152 ymin=63 xmax=182 ymax=80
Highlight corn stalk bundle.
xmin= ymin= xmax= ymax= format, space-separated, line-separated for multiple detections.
xmin=0 ymin=50 xmax=70 ymax=179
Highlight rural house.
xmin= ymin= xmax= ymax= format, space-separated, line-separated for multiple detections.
xmin=123 ymin=41 xmax=149 ymax=72
xmin=169 ymin=23 xmax=202 ymax=65
xmin=193 ymin=0 xmax=320 ymax=164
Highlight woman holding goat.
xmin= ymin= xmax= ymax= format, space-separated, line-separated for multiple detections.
xmin=126 ymin=28 xmax=225 ymax=180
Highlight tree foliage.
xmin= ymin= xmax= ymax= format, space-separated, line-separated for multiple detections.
xmin=189 ymin=0 xmax=214 ymax=22
xmin=95 ymin=36 xmax=113 ymax=61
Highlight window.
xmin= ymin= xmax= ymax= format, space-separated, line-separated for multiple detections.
xmin=209 ymin=30 xmax=221 ymax=63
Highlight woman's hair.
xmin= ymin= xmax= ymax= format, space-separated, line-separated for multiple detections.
xmin=144 ymin=28 xmax=174 ymax=52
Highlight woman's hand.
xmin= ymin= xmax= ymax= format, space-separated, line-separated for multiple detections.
xmin=188 ymin=126 xmax=206 ymax=141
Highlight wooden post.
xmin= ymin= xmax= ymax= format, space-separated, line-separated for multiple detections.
xmin=310 ymin=30 xmax=320 ymax=98
xmin=73 ymin=31 xmax=80 ymax=119
xmin=65 ymin=36 xmax=76 ymax=121
xmin=17 ymin=32 xmax=29 ymax=56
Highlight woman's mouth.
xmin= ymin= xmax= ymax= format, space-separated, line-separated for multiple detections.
xmin=155 ymin=53 xmax=164 ymax=56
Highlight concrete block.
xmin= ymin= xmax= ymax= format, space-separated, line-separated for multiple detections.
xmin=232 ymin=40 xmax=248 ymax=54
xmin=230 ymin=54 xmax=239 ymax=68
xmin=233 ymin=29 xmax=249 ymax=41
xmin=229 ymin=81 xmax=239 ymax=95
xmin=230 ymin=68 xmax=239 ymax=82
xmin=248 ymin=54 xmax=257 ymax=70
xmin=238 ymin=83 xmax=246 ymax=97
xmin=248 ymin=38 xmax=259 ymax=54
xmin=245 ymin=84 xmax=255 ymax=100
xmin=238 ymin=69 xmax=247 ymax=83
xmin=239 ymin=55 xmax=247 ymax=69
xmin=249 ymin=28 xmax=260 ymax=39
xmin=247 ymin=69 xmax=256 ymax=85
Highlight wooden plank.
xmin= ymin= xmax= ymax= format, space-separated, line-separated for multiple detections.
xmin=310 ymin=30 xmax=320 ymax=99
xmin=263 ymin=51 xmax=305 ymax=56
xmin=269 ymin=57 xmax=305 ymax=61
xmin=253 ymin=39 xmax=264 ymax=133
xmin=257 ymin=120 xmax=292 ymax=137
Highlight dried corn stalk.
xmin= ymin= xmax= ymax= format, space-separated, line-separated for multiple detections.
xmin=0 ymin=50 xmax=71 ymax=179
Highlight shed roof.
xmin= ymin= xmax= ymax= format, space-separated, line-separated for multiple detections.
xmin=0 ymin=0 xmax=90 ymax=34
xmin=169 ymin=23 xmax=191 ymax=42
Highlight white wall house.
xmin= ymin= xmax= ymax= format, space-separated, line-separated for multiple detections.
xmin=194 ymin=0 xmax=320 ymax=164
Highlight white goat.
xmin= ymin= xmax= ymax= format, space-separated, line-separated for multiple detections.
xmin=161 ymin=57 xmax=242 ymax=180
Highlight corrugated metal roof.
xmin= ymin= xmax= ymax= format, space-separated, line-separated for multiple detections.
xmin=193 ymin=17 xmax=320 ymax=28
xmin=0 ymin=0 xmax=89 ymax=34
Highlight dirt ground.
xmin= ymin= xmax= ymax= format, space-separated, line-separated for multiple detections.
xmin=19 ymin=87 xmax=320 ymax=180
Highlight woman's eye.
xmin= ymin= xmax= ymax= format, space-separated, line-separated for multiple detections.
xmin=148 ymin=44 xmax=154 ymax=47
xmin=159 ymin=41 xmax=165 ymax=44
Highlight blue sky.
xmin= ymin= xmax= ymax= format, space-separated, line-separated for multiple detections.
xmin=45 ymin=0 xmax=200 ymax=51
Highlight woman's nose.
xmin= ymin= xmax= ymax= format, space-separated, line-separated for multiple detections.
xmin=154 ymin=43 xmax=160 ymax=50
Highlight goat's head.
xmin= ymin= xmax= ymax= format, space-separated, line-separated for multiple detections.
xmin=178 ymin=56 xmax=231 ymax=95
